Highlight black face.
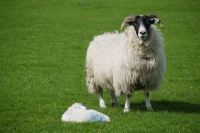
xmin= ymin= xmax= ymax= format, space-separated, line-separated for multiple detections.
xmin=127 ymin=15 xmax=155 ymax=41
xmin=133 ymin=16 xmax=153 ymax=36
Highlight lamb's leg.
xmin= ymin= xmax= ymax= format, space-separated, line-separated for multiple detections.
xmin=144 ymin=90 xmax=153 ymax=111
xmin=124 ymin=94 xmax=131 ymax=112
xmin=98 ymin=88 xmax=106 ymax=108
xmin=109 ymin=90 xmax=119 ymax=107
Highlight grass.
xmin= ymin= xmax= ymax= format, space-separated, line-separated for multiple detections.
xmin=0 ymin=0 xmax=200 ymax=132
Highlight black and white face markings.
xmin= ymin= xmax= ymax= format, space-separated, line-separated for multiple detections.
xmin=132 ymin=15 xmax=155 ymax=41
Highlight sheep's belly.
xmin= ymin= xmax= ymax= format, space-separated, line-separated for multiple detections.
xmin=129 ymin=59 xmax=159 ymax=91
xmin=130 ymin=71 xmax=160 ymax=91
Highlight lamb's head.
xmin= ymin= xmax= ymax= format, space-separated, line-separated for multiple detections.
xmin=121 ymin=14 xmax=163 ymax=41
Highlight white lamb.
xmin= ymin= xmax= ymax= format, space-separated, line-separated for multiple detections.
xmin=86 ymin=14 xmax=166 ymax=112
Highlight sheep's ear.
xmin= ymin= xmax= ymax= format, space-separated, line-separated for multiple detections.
xmin=125 ymin=20 xmax=134 ymax=25
xmin=148 ymin=14 xmax=163 ymax=28
xmin=149 ymin=18 xmax=159 ymax=24
xmin=153 ymin=18 xmax=160 ymax=23
xmin=121 ymin=15 xmax=135 ymax=30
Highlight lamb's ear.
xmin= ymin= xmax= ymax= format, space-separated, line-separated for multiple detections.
xmin=148 ymin=14 xmax=163 ymax=28
xmin=120 ymin=15 xmax=135 ymax=30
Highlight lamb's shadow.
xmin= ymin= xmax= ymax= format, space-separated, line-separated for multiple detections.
xmin=129 ymin=100 xmax=200 ymax=113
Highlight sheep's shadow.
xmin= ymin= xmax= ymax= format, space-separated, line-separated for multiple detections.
xmin=128 ymin=100 xmax=200 ymax=113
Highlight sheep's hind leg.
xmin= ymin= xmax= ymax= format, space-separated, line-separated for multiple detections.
xmin=124 ymin=94 xmax=131 ymax=113
xmin=144 ymin=90 xmax=153 ymax=111
xmin=109 ymin=90 xmax=119 ymax=107
xmin=98 ymin=88 xmax=106 ymax=108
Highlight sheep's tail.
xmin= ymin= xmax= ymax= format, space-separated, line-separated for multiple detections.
xmin=86 ymin=68 xmax=99 ymax=94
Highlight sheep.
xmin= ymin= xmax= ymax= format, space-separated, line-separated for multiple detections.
xmin=86 ymin=14 xmax=166 ymax=112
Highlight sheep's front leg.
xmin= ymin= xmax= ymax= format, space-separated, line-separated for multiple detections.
xmin=124 ymin=94 xmax=131 ymax=112
xmin=98 ymin=88 xmax=106 ymax=108
xmin=109 ymin=90 xmax=119 ymax=107
xmin=144 ymin=90 xmax=153 ymax=111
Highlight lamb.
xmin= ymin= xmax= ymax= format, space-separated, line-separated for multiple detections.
xmin=86 ymin=14 xmax=166 ymax=112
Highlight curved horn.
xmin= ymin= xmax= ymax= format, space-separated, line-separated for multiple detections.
xmin=148 ymin=14 xmax=163 ymax=28
xmin=120 ymin=15 xmax=135 ymax=30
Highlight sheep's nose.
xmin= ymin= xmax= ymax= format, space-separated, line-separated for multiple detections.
xmin=140 ymin=31 xmax=146 ymax=35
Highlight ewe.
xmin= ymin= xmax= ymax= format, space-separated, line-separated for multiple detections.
xmin=86 ymin=14 xmax=166 ymax=112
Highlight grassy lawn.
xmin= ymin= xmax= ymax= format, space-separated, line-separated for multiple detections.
xmin=0 ymin=0 xmax=199 ymax=132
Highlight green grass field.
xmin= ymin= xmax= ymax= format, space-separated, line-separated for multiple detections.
xmin=0 ymin=0 xmax=199 ymax=132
